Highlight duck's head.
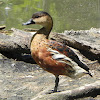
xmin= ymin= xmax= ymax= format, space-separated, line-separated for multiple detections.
xmin=23 ymin=11 xmax=53 ymax=29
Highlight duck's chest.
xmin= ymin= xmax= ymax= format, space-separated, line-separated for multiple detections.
xmin=30 ymin=35 xmax=49 ymax=60
xmin=31 ymin=38 xmax=47 ymax=53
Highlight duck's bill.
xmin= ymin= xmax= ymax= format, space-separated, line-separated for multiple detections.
xmin=22 ymin=19 xmax=35 ymax=25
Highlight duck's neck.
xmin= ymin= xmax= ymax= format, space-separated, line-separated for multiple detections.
xmin=31 ymin=25 xmax=52 ymax=42
xmin=30 ymin=25 xmax=53 ymax=45
xmin=37 ymin=27 xmax=52 ymax=38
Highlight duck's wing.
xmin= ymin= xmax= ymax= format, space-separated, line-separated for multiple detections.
xmin=48 ymin=40 xmax=92 ymax=77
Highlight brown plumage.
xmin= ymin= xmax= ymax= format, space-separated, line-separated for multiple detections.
xmin=23 ymin=11 xmax=92 ymax=93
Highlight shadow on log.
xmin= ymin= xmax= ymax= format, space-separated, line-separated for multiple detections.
xmin=0 ymin=28 xmax=35 ymax=63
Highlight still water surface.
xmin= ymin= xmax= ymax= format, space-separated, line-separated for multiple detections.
xmin=0 ymin=0 xmax=100 ymax=32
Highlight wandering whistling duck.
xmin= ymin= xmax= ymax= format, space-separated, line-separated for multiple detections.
xmin=23 ymin=11 xmax=92 ymax=93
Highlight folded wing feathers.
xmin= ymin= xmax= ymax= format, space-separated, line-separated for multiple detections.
xmin=48 ymin=48 xmax=77 ymax=67
xmin=48 ymin=47 xmax=92 ymax=77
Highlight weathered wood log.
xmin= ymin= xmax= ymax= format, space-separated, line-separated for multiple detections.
xmin=31 ymin=80 xmax=100 ymax=100
xmin=0 ymin=28 xmax=100 ymax=62
xmin=0 ymin=28 xmax=32 ymax=53
xmin=0 ymin=28 xmax=35 ymax=62
xmin=49 ymin=28 xmax=100 ymax=62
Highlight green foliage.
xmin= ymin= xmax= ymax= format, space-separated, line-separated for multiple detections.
xmin=0 ymin=0 xmax=99 ymax=32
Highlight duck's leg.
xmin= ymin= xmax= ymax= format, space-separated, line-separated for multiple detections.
xmin=53 ymin=75 xmax=59 ymax=92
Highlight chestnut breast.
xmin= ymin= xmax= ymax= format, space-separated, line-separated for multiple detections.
xmin=30 ymin=35 xmax=72 ymax=75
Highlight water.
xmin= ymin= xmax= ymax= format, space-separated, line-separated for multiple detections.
xmin=0 ymin=0 xmax=100 ymax=32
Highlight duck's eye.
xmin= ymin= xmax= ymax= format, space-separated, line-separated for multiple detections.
xmin=35 ymin=16 xmax=40 ymax=18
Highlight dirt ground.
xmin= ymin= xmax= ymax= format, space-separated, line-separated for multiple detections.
xmin=0 ymin=53 xmax=100 ymax=100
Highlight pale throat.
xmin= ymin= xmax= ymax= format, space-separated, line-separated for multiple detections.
xmin=36 ymin=22 xmax=53 ymax=38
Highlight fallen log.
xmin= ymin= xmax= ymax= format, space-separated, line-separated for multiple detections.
xmin=0 ymin=28 xmax=100 ymax=62
xmin=49 ymin=28 xmax=100 ymax=62
xmin=31 ymin=80 xmax=100 ymax=100
xmin=0 ymin=28 xmax=32 ymax=53
xmin=0 ymin=28 xmax=35 ymax=63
